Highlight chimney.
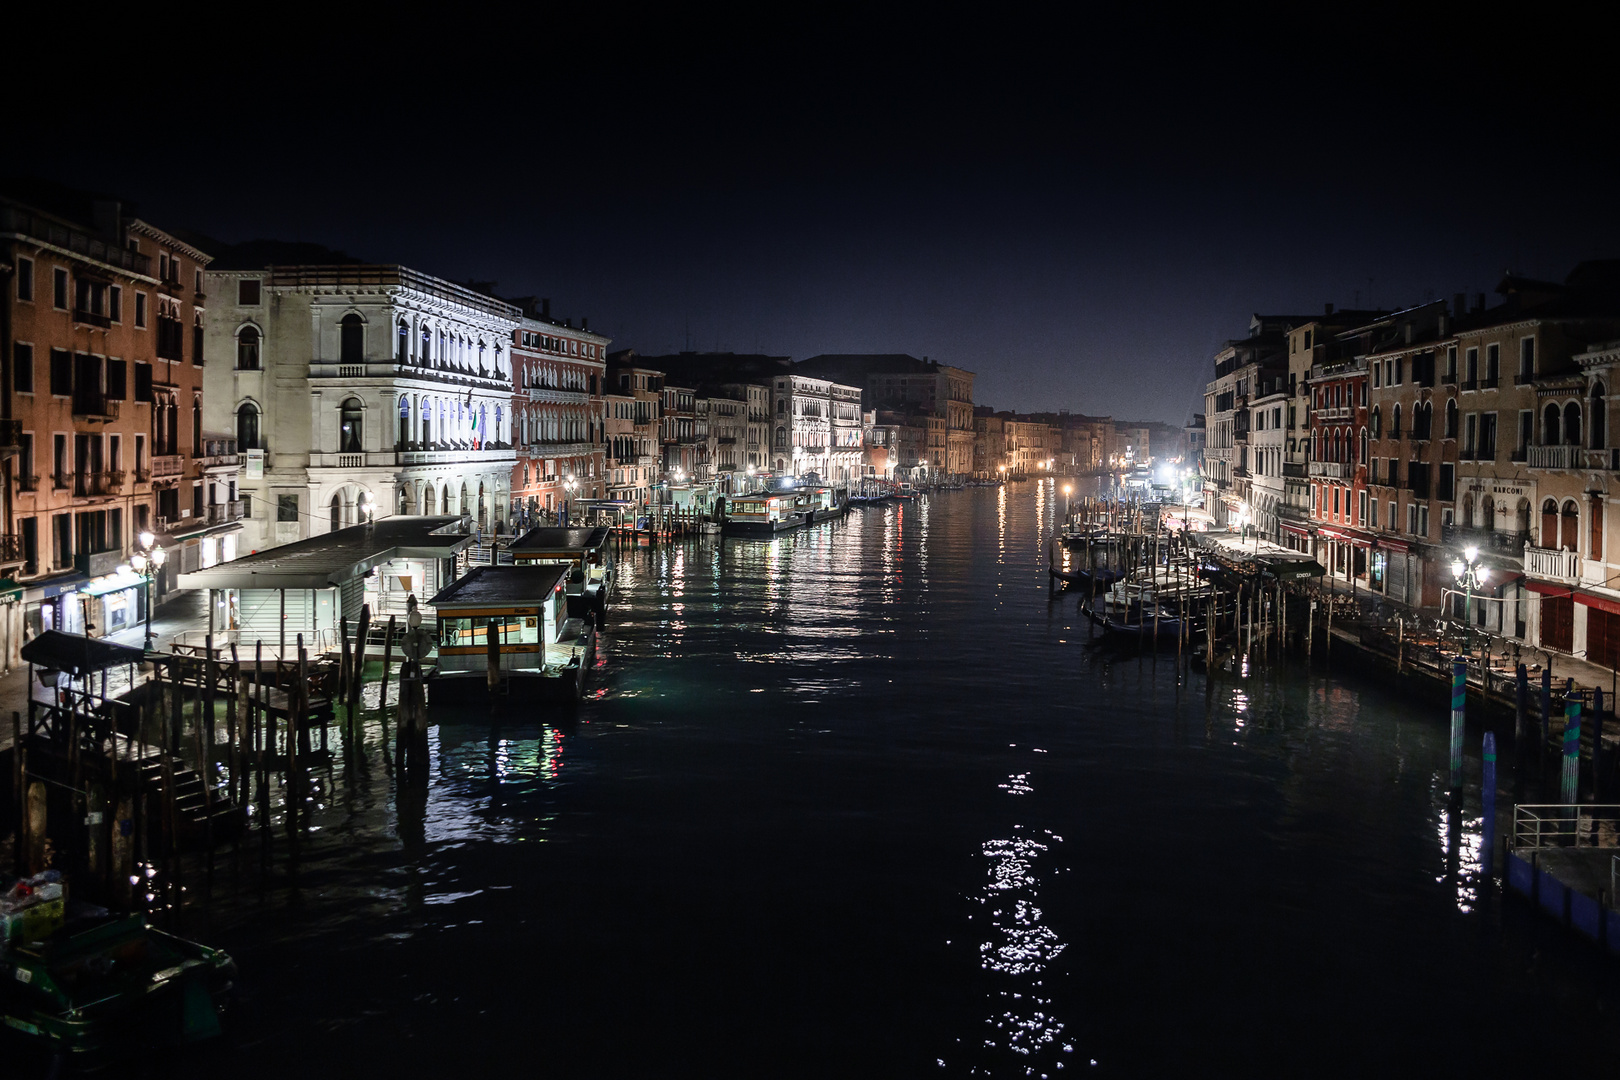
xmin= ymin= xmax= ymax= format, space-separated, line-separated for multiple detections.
xmin=1404 ymin=322 xmax=1413 ymax=344
xmin=542 ymin=298 xmax=551 ymax=319
xmin=582 ymin=317 xmax=588 ymax=331
xmin=1324 ymin=302 xmax=1334 ymax=315
xmin=1438 ymin=313 xmax=1449 ymax=338
xmin=1453 ymin=293 xmax=1466 ymax=317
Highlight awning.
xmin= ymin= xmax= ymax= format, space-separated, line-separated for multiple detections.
xmin=1520 ymin=579 xmax=1620 ymax=614
xmin=20 ymin=629 xmax=145 ymax=674
xmin=1280 ymin=523 xmax=1312 ymax=537
xmin=0 ymin=577 xmax=22 ymax=604
xmin=83 ymin=569 xmax=144 ymax=597
xmin=24 ymin=572 xmax=89 ymax=601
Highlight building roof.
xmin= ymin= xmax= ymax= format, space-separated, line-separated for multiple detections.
xmin=176 ymin=516 xmax=475 ymax=591
xmin=430 ymin=565 xmax=568 ymax=608
xmin=510 ymin=526 xmax=611 ymax=553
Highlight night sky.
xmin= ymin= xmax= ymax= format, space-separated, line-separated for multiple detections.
xmin=7 ymin=10 xmax=1616 ymax=423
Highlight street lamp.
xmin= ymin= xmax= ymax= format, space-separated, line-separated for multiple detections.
xmin=358 ymin=491 xmax=375 ymax=526
xmin=129 ymin=531 xmax=167 ymax=652
xmin=1451 ymin=545 xmax=1489 ymax=656
xmin=563 ymin=474 xmax=578 ymax=525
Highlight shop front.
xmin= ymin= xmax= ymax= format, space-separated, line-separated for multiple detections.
xmin=82 ymin=566 xmax=147 ymax=639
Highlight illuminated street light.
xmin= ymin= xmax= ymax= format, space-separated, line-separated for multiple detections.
xmin=1451 ymin=545 xmax=1488 ymax=656
xmin=130 ymin=532 xmax=167 ymax=651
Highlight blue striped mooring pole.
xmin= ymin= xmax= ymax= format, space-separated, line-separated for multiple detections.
xmin=1562 ymin=685 xmax=1581 ymax=805
xmin=1450 ymin=657 xmax=1466 ymax=787
xmin=1482 ymin=732 xmax=1497 ymax=878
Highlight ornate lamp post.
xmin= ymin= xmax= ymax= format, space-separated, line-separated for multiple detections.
xmin=564 ymin=474 xmax=578 ymax=525
xmin=1451 ymin=545 xmax=1489 ymax=657
xmin=129 ymin=531 xmax=167 ymax=652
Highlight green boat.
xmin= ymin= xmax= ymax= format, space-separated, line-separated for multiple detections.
xmin=1 ymin=912 xmax=236 ymax=1062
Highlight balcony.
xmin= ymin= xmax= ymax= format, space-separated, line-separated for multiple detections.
xmin=0 ymin=418 xmax=20 ymax=454
xmin=205 ymin=500 xmax=246 ymax=525
xmin=71 ymin=396 xmax=120 ymax=421
xmin=1481 ymin=376 xmax=1499 ymax=389
xmin=1443 ymin=524 xmax=1529 ymax=557
xmin=16 ymin=473 xmax=40 ymax=492
xmin=1525 ymin=544 xmax=1580 ymax=581
xmin=199 ymin=437 xmax=240 ymax=468
xmin=72 ymin=308 xmax=112 ymax=329
xmin=395 ymin=447 xmax=518 ymax=467
xmin=1308 ymin=461 xmax=1350 ymax=479
xmin=1527 ymin=444 xmax=1577 ymax=469
xmin=152 ymin=454 xmax=185 ymax=477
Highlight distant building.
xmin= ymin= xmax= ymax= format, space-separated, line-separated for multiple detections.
xmin=509 ymin=300 xmax=609 ymax=523
xmin=797 ymin=354 xmax=976 ymax=478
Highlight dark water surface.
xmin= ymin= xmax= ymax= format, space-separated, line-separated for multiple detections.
xmin=180 ymin=484 xmax=1616 ymax=1077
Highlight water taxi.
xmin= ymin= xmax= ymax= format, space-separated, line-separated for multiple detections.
xmin=508 ymin=526 xmax=615 ymax=619
xmin=428 ymin=565 xmax=594 ymax=701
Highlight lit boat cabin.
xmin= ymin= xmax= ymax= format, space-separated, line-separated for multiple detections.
xmin=727 ymin=494 xmax=791 ymax=527
xmin=429 ymin=565 xmax=569 ymax=677
xmin=508 ymin=526 xmax=613 ymax=613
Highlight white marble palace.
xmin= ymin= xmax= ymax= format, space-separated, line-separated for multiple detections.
xmin=202 ymin=263 xmax=519 ymax=551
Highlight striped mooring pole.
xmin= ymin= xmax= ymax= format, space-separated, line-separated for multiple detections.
xmin=1450 ymin=657 xmax=1466 ymax=787
xmin=1562 ymin=688 xmax=1582 ymax=805
xmin=1482 ymin=732 xmax=1497 ymax=878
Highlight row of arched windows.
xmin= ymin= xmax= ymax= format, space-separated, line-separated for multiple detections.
xmin=515 ymin=405 xmax=592 ymax=445
xmin=397 ymin=394 xmax=506 ymax=449
xmin=397 ymin=317 xmax=506 ymax=376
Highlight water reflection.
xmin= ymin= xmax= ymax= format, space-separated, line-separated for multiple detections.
xmin=959 ymin=768 xmax=1074 ymax=1076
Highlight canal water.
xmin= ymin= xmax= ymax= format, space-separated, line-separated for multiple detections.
xmin=166 ymin=483 xmax=1616 ymax=1076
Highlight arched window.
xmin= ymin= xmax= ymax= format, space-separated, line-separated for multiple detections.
xmin=397 ymin=320 xmax=409 ymax=363
xmin=421 ymin=326 xmax=432 ymax=365
xmin=1359 ymin=427 xmax=1368 ymax=464
xmin=1542 ymin=499 xmax=1559 ymax=547
xmin=192 ymin=401 xmax=202 ymax=455
xmin=237 ymin=326 xmax=260 ymax=370
xmin=340 ymin=397 xmax=363 ymax=453
xmin=1445 ymin=399 xmax=1458 ymax=439
xmin=1543 ymin=402 xmax=1560 ymax=445
xmin=398 ymin=487 xmax=409 ymax=514
xmin=1561 ymin=500 xmax=1580 ymax=552
xmin=330 ymin=492 xmax=344 ymax=532
xmin=1371 ymin=406 xmax=1381 ymax=438
xmin=1563 ymin=402 xmax=1582 ymax=446
xmin=236 ymin=401 xmax=260 ymax=450
xmin=1591 ymin=382 xmax=1607 ymax=449
xmin=340 ymin=314 xmax=364 ymax=363
xmin=1392 ymin=403 xmax=1401 ymax=437
xmin=1483 ymin=495 xmax=1495 ymax=530
xmin=1516 ymin=497 xmax=1531 ymax=536
xmin=1462 ymin=493 xmax=1474 ymax=527
xmin=421 ymin=399 xmax=433 ymax=445
xmin=777 ymin=399 xmax=786 ymax=416
xmin=399 ymin=395 xmax=411 ymax=448
xmin=423 ymin=485 xmax=436 ymax=514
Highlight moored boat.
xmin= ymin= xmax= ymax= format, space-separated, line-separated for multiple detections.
xmin=428 ymin=565 xmax=595 ymax=701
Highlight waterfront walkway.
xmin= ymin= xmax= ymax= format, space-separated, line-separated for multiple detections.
xmin=0 ymin=590 xmax=210 ymax=752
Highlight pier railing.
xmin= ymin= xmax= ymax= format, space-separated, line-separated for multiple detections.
xmin=1511 ymin=804 xmax=1620 ymax=849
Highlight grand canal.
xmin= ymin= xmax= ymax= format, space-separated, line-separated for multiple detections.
xmin=172 ymin=483 xmax=1616 ymax=1077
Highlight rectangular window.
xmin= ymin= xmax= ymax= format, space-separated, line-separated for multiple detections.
xmin=49 ymin=348 xmax=71 ymax=395
xmin=1420 ymin=505 xmax=1429 ymax=537
xmin=1465 ymin=413 xmax=1477 ymax=457
xmin=53 ymin=434 xmax=66 ymax=487
xmin=1517 ymin=410 xmax=1532 ymax=455
xmin=1465 ymin=347 xmax=1478 ymax=386
xmin=1481 ymin=412 xmax=1498 ymax=458
xmin=1370 ymin=498 xmax=1379 ymax=530
xmin=1520 ymin=336 xmax=1536 ymax=378
xmin=1333 ymin=487 xmax=1341 ymax=518
xmin=1486 ymin=343 xmax=1499 ymax=385
xmin=1408 ymin=503 xmax=1418 ymax=535
xmin=52 ymin=267 xmax=67 ymax=309
xmin=110 ymin=285 xmax=122 ymax=323
xmin=52 ymin=514 xmax=71 ymax=569
xmin=1446 ymin=345 xmax=1457 ymax=380
xmin=238 ymin=279 xmax=261 ymax=305
xmin=134 ymin=362 xmax=153 ymax=402
xmin=135 ymin=434 xmax=146 ymax=477
xmin=1358 ymin=490 xmax=1368 ymax=526
xmin=109 ymin=434 xmax=121 ymax=472
xmin=278 ymin=494 xmax=299 ymax=522
xmin=106 ymin=358 xmax=126 ymax=400
xmin=134 ymin=292 xmax=147 ymax=328
xmin=1439 ymin=463 xmax=1455 ymax=502
xmin=15 ymin=257 xmax=33 ymax=301
xmin=13 ymin=343 xmax=33 ymax=393
xmin=1395 ymin=358 xmax=1404 ymax=385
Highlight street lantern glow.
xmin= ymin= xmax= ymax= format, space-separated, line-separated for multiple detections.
xmin=139 ymin=530 xmax=154 ymax=549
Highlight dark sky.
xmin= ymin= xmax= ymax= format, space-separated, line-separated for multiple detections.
xmin=8 ymin=9 xmax=1617 ymax=424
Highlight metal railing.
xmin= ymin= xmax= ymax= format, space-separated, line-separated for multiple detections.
xmin=1511 ymin=804 xmax=1620 ymax=849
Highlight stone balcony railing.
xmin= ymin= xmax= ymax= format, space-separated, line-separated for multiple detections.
xmin=1443 ymin=524 xmax=1529 ymax=557
xmin=1524 ymin=544 xmax=1580 ymax=581
xmin=1528 ymin=444 xmax=1577 ymax=469
xmin=152 ymin=454 xmax=185 ymax=477
xmin=1308 ymin=461 xmax=1351 ymax=479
